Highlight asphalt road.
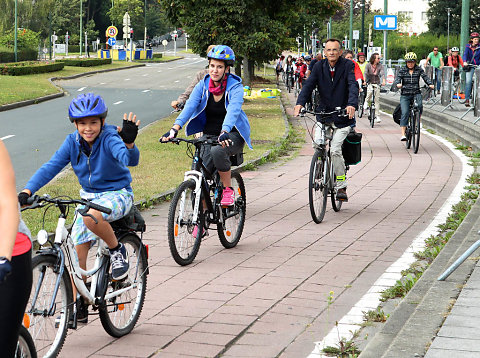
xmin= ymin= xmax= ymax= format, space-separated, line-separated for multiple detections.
xmin=1 ymin=51 xmax=207 ymax=190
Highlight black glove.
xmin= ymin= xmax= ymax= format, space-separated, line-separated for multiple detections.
xmin=162 ymin=128 xmax=178 ymax=140
xmin=18 ymin=192 xmax=30 ymax=206
xmin=0 ymin=257 xmax=12 ymax=284
xmin=218 ymin=131 xmax=230 ymax=143
xmin=119 ymin=119 xmax=139 ymax=144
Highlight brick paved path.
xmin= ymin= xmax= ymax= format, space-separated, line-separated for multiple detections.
xmin=57 ymin=92 xmax=462 ymax=358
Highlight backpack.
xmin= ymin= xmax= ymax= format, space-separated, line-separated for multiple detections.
xmin=393 ymin=104 xmax=402 ymax=125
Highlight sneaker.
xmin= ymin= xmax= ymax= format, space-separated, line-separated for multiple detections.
xmin=400 ymin=135 xmax=407 ymax=141
xmin=336 ymin=188 xmax=348 ymax=202
xmin=192 ymin=225 xmax=208 ymax=238
xmin=374 ymin=117 xmax=381 ymax=123
xmin=109 ymin=243 xmax=129 ymax=281
xmin=221 ymin=187 xmax=235 ymax=206
xmin=76 ymin=297 xmax=88 ymax=324
xmin=465 ymin=100 xmax=471 ymax=107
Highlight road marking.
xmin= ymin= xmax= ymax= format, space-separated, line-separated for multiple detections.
xmin=142 ymin=74 xmax=148 ymax=77
xmin=99 ymin=82 xmax=106 ymax=85
xmin=168 ymin=67 xmax=174 ymax=70
xmin=124 ymin=78 xmax=131 ymax=81
xmin=0 ymin=135 xmax=15 ymax=141
xmin=77 ymin=87 xmax=86 ymax=91
xmin=142 ymin=90 xmax=151 ymax=93
xmin=157 ymin=70 xmax=162 ymax=73
xmin=113 ymin=101 xmax=124 ymax=105
xmin=174 ymin=80 xmax=180 ymax=83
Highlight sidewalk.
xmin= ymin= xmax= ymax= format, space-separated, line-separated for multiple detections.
xmin=54 ymin=87 xmax=470 ymax=358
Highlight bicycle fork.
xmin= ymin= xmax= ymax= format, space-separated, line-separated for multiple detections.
xmin=180 ymin=170 xmax=204 ymax=224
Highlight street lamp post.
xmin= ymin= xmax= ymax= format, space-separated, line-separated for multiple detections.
xmin=360 ymin=0 xmax=365 ymax=54
xmin=349 ymin=0 xmax=353 ymax=49
xmin=144 ymin=0 xmax=147 ymax=50
xmin=80 ymin=0 xmax=83 ymax=56
xmin=14 ymin=0 xmax=18 ymax=62
xmin=447 ymin=8 xmax=451 ymax=53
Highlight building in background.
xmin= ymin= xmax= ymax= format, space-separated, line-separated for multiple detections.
xmin=371 ymin=0 xmax=429 ymax=35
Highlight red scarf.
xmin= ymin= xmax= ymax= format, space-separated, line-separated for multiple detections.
xmin=209 ymin=74 xmax=228 ymax=95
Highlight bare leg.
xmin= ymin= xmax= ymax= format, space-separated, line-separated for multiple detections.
xmin=401 ymin=126 xmax=406 ymax=136
xmin=82 ymin=209 xmax=118 ymax=249
xmin=219 ymin=170 xmax=232 ymax=188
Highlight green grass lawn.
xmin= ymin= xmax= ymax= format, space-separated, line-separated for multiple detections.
xmin=21 ymin=84 xmax=288 ymax=234
xmin=0 ymin=61 xmax=138 ymax=106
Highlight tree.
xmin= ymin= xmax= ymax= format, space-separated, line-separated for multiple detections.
xmin=160 ymin=0 xmax=341 ymax=85
xmin=108 ymin=0 xmax=144 ymax=39
xmin=427 ymin=0 xmax=480 ymax=35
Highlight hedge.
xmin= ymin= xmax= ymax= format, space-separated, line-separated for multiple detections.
xmin=60 ymin=58 xmax=112 ymax=67
xmin=152 ymin=53 xmax=162 ymax=59
xmin=0 ymin=49 xmax=38 ymax=63
xmin=1 ymin=61 xmax=64 ymax=75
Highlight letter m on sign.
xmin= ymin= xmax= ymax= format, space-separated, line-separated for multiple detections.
xmin=374 ymin=15 xmax=397 ymax=30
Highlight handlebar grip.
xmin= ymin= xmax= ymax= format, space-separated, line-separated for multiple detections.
xmin=88 ymin=202 xmax=112 ymax=215
xmin=26 ymin=195 xmax=39 ymax=205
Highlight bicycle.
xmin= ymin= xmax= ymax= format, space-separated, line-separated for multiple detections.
xmin=405 ymin=87 xmax=431 ymax=154
xmin=294 ymin=73 xmax=301 ymax=98
xmin=285 ymin=70 xmax=294 ymax=93
xmin=16 ymin=325 xmax=37 ymax=358
xmin=357 ymin=83 xmax=367 ymax=118
xmin=301 ymin=107 xmax=350 ymax=224
xmin=162 ymin=137 xmax=246 ymax=266
xmin=452 ymin=69 xmax=467 ymax=104
xmin=22 ymin=195 xmax=149 ymax=358
xmin=366 ymin=84 xmax=380 ymax=128
xmin=462 ymin=64 xmax=478 ymax=106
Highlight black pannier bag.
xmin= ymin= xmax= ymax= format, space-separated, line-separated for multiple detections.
xmin=342 ymin=130 xmax=362 ymax=165
xmin=393 ymin=104 xmax=402 ymax=125
xmin=230 ymin=152 xmax=244 ymax=166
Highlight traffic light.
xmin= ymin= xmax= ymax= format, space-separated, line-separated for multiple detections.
xmin=342 ymin=40 xmax=346 ymax=48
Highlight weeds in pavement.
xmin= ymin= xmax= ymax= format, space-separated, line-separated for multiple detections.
xmin=362 ymin=307 xmax=388 ymax=323
xmin=322 ymin=322 xmax=361 ymax=357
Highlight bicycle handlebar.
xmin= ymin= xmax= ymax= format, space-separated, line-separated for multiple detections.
xmin=159 ymin=137 xmax=222 ymax=146
xmin=300 ymin=107 xmax=348 ymax=118
xmin=23 ymin=195 xmax=112 ymax=215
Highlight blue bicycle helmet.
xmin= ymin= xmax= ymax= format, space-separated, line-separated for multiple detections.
xmin=68 ymin=93 xmax=108 ymax=122
xmin=207 ymin=45 xmax=235 ymax=66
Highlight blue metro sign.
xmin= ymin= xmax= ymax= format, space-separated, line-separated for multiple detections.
xmin=374 ymin=15 xmax=398 ymax=30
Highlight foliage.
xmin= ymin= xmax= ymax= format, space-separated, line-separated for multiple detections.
xmin=60 ymin=58 xmax=111 ymax=66
xmin=0 ymin=47 xmax=37 ymax=63
xmin=388 ymin=33 xmax=460 ymax=61
xmin=0 ymin=29 xmax=40 ymax=50
xmin=427 ymin=0 xmax=480 ymax=36
xmin=0 ymin=60 xmax=64 ymax=76
xmin=107 ymin=0 xmax=144 ymax=40
xmin=362 ymin=307 xmax=388 ymax=323
xmin=160 ymin=0 xmax=341 ymax=64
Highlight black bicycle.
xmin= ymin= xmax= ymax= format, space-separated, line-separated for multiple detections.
xmin=405 ymin=87 xmax=431 ymax=153
xmin=16 ymin=325 xmax=37 ymax=358
xmin=22 ymin=195 xmax=148 ymax=358
xmin=301 ymin=107 xmax=350 ymax=223
xmin=367 ymin=84 xmax=380 ymax=128
xmin=285 ymin=70 xmax=294 ymax=93
xmin=162 ymin=137 xmax=246 ymax=266
xmin=357 ymin=83 xmax=367 ymax=118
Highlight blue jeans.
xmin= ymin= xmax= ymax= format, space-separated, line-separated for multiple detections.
xmin=465 ymin=69 xmax=475 ymax=100
xmin=400 ymin=94 xmax=423 ymax=127
xmin=434 ymin=67 xmax=442 ymax=91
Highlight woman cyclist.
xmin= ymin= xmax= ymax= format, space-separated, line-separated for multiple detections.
xmin=463 ymin=32 xmax=480 ymax=107
xmin=446 ymin=47 xmax=464 ymax=83
xmin=0 ymin=139 xmax=32 ymax=357
xmin=161 ymin=45 xmax=252 ymax=211
xmin=392 ymin=52 xmax=434 ymax=141
xmin=363 ymin=52 xmax=385 ymax=123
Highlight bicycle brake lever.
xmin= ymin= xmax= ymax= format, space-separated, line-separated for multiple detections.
xmin=77 ymin=207 xmax=99 ymax=224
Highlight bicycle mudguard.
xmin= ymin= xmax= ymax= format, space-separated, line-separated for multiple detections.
xmin=95 ymin=256 xmax=110 ymax=304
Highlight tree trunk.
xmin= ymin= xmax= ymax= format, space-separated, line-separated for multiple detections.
xmin=234 ymin=58 xmax=242 ymax=78
xmin=243 ymin=57 xmax=252 ymax=86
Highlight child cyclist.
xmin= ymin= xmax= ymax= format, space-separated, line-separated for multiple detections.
xmin=18 ymin=93 xmax=140 ymax=285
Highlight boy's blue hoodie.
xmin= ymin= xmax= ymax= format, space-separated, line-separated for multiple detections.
xmin=174 ymin=73 xmax=252 ymax=148
xmin=25 ymin=124 xmax=139 ymax=194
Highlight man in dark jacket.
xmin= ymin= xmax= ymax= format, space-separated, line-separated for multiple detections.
xmin=294 ymin=38 xmax=358 ymax=202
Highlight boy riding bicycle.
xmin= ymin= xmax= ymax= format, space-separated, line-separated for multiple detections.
xmin=19 ymin=93 xmax=140 ymax=289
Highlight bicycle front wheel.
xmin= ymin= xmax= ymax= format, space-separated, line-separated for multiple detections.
xmin=309 ymin=150 xmax=328 ymax=224
xmin=456 ymin=78 xmax=467 ymax=104
xmin=16 ymin=325 xmax=37 ymax=358
xmin=99 ymin=234 xmax=148 ymax=337
xmin=406 ymin=114 xmax=413 ymax=149
xmin=167 ymin=179 xmax=204 ymax=265
xmin=413 ymin=110 xmax=421 ymax=153
xmin=218 ymin=172 xmax=246 ymax=248
xmin=26 ymin=255 xmax=73 ymax=358
xmin=370 ymin=107 xmax=375 ymax=128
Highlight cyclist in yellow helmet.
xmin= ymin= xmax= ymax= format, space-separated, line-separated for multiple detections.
xmin=392 ymin=52 xmax=434 ymax=141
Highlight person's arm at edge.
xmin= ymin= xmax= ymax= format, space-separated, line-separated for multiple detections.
xmin=0 ymin=140 xmax=19 ymax=261
xmin=173 ymin=80 xmax=205 ymax=130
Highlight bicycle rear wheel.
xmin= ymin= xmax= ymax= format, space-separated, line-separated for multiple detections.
xmin=26 ymin=254 xmax=73 ymax=358
xmin=99 ymin=234 xmax=148 ymax=337
xmin=456 ymin=77 xmax=467 ymax=104
xmin=331 ymin=169 xmax=343 ymax=212
xmin=16 ymin=325 xmax=37 ymax=358
xmin=167 ymin=179 xmax=204 ymax=266
xmin=218 ymin=172 xmax=246 ymax=248
xmin=413 ymin=110 xmax=421 ymax=153
xmin=309 ymin=150 xmax=328 ymax=224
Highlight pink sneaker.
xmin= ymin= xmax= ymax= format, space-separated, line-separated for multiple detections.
xmin=221 ymin=187 xmax=235 ymax=206
xmin=192 ymin=225 xmax=206 ymax=238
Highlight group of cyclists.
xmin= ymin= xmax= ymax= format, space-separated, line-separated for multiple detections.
xmin=1 ymin=34 xmax=477 ymax=356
